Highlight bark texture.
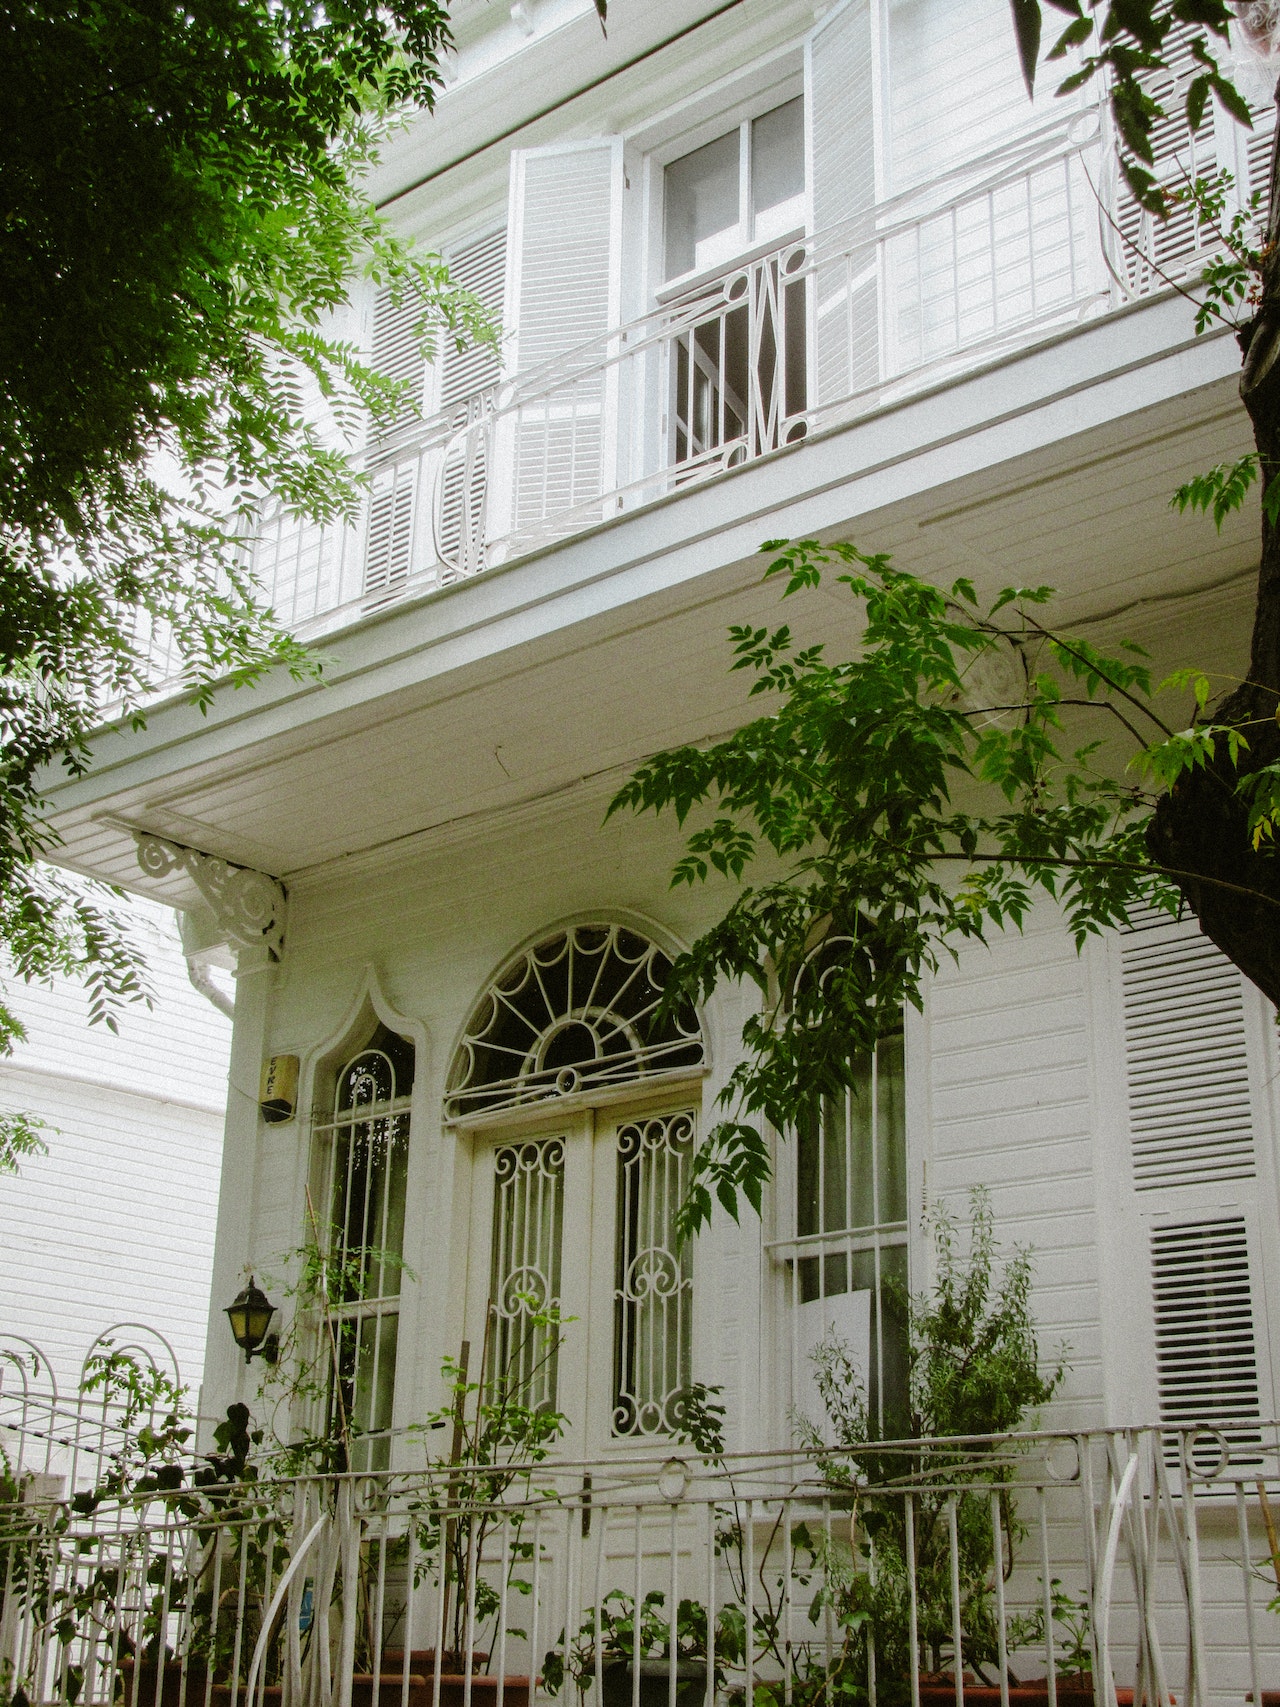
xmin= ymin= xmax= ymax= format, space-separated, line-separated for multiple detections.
xmin=1145 ymin=92 xmax=1280 ymax=1007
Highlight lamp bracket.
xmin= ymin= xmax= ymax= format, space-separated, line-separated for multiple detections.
xmin=135 ymin=833 xmax=286 ymax=957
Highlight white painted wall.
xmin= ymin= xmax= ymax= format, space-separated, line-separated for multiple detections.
xmin=0 ymin=903 xmax=232 ymax=1395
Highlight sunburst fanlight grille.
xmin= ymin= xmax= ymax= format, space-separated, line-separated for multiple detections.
xmin=446 ymin=925 xmax=704 ymax=1120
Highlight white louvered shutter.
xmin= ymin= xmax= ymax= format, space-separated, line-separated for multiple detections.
xmin=437 ymin=227 xmax=508 ymax=574
xmin=1150 ymin=1217 xmax=1263 ymax=1445
xmin=363 ymin=464 xmax=417 ymax=601
xmin=370 ymin=286 xmax=431 ymax=448
xmin=1108 ymin=914 xmax=1275 ymax=1446
xmin=806 ymin=0 xmax=878 ymax=405
xmin=1120 ymin=916 xmax=1255 ymax=1188
xmin=498 ymin=137 xmax=624 ymax=542
xmin=1110 ymin=24 xmax=1273 ymax=292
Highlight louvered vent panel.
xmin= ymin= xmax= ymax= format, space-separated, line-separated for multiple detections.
xmin=440 ymin=228 xmax=506 ymax=410
xmin=363 ymin=465 xmax=415 ymax=598
xmin=1121 ymin=923 xmax=1255 ymax=1188
xmin=807 ymin=0 xmax=877 ymax=402
xmin=370 ymin=289 xmax=428 ymax=445
xmin=1151 ymin=1218 xmax=1261 ymax=1428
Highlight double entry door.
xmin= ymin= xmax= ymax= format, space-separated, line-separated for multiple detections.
xmin=460 ymin=1093 xmax=699 ymax=1454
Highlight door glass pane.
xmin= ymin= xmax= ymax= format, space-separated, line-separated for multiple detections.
xmin=613 ymin=1109 xmax=695 ymax=1436
xmin=488 ymin=1137 xmax=565 ymax=1411
xmin=665 ymin=130 xmax=741 ymax=279
xmin=751 ymin=97 xmax=805 ymax=243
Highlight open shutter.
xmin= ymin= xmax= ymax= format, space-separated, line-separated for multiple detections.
xmin=437 ymin=227 xmax=508 ymax=575
xmin=1151 ymin=1217 xmax=1263 ymax=1447
xmin=805 ymin=0 xmax=878 ymax=406
xmin=499 ymin=137 xmax=624 ymax=543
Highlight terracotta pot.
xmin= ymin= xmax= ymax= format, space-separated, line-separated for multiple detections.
xmin=915 ymin=1675 xmax=1134 ymax=1707
xmin=600 ymin=1659 xmax=708 ymax=1707
xmin=383 ymin=1654 xmax=491 ymax=1678
xmin=118 ymin=1658 xmax=210 ymax=1707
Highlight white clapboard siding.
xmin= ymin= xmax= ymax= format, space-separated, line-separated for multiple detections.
xmin=923 ymin=910 xmax=1103 ymax=1424
xmin=1150 ymin=1216 xmax=1262 ymax=1431
xmin=806 ymin=0 xmax=878 ymax=404
xmin=0 ymin=903 xmax=230 ymax=1393
xmin=502 ymin=139 xmax=623 ymax=536
xmin=1119 ymin=918 xmax=1255 ymax=1189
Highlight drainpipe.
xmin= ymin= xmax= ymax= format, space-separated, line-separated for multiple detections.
xmin=186 ymin=955 xmax=235 ymax=1020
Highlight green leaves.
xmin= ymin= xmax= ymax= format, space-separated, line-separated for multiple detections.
xmin=1006 ymin=1 xmax=1249 ymax=217
xmin=1172 ymin=454 xmax=1265 ymax=530
xmin=615 ymin=540 xmax=1192 ymax=1235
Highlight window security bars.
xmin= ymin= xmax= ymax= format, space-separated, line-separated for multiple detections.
xmin=489 ymin=1137 xmax=566 ymax=1412
xmin=612 ymin=1109 xmax=695 ymax=1439
xmin=774 ymin=1033 xmax=909 ymax=1442
xmin=312 ymin=1025 xmax=414 ymax=1472
xmin=445 ymin=926 xmax=704 ymax=1122
xmin=6 ymin=1412 xmax=1280 ymax=1707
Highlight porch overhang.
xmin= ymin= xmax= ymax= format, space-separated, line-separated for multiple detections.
xmin=38 ymin=289 xmax=1255 ymax=903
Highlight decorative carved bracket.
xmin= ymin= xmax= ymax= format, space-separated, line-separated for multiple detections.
xmin=135 ymin=832 xmax=286 ymax=957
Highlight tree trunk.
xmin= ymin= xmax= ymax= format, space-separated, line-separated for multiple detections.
xmin=1145 ymin=85 xmax=1280 ymax=1009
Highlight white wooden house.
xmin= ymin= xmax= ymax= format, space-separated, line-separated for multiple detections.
xmin=23 ymin=1 xmax=1280 ymax=1698
xmin=0 ymin=903 xmax=231 ymax=1391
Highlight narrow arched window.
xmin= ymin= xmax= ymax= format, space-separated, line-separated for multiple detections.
xmin=312 ymin=1021 xmax=414 ymax=1470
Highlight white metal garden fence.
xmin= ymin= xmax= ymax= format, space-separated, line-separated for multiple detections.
xmin=4 ymin=1339 xmax=1280 ymax=1707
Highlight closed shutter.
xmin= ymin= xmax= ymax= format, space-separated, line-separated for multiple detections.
xmin=363 ymin=464 xmax=417 ymax=601
xmin=500 ymin=138 xmax=624 ymax=540
xmin=1104 ymin=915 xmax=1275 ymax=1447
xmin=1110 ymin=23 xmax=1262 ymax=291
xmin=806 ymin=0 xmax=878 ymax=405
xmin=369 ymin=286 xmax=430 ymax=449
xmin=437 ymin=226 xmax=507 ymax=574
xmin=1120 ymin=918 xmax=1255 ymax=1189
xmin=1151 ymin=1217 xmax=1262 ymax=1434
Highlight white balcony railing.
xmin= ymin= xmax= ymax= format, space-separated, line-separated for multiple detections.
xmin=5 ymin=1330 xmax=1280 ymax=1707
xmin=238 ymin=110 xmax=1157 ymax=646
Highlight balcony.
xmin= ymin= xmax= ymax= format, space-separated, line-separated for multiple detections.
xmin=231 ymin=102 xmax=1247 ymax=654
xmin=3 ymin=1340 xmax=1279 ymax=1707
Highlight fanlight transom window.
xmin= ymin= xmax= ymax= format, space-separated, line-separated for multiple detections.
xmin=447 ymin=925 xmax=704 ymax=1119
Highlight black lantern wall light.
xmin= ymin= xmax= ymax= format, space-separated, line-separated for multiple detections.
xmin=225 ymin=1277 xmax=279 ymax=1364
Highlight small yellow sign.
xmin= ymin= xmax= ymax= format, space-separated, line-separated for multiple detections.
xmin=259 ymin=1054 xmax=299 ymax=1125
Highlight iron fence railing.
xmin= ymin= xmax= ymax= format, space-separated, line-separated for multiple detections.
xmin=5 ymin=1370 xmax=1280 ymax=1707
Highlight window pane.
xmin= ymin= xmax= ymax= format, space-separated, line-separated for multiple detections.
xmin=613 ymin=1110 xmax=695 ymax=1435
xmin=751 ymin=98 xmax=804 ymax=218
xmin=335 ymin=1311 xmax=399 ymax=1473
xmin=664 ymin=130 xmax=741 ymax=278
xmin=488 ymin=1137 xmax=565 ymax=1411
xmin=876 ymin=1032 xmax=908 ymax=1223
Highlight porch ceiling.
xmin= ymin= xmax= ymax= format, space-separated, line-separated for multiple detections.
xmin=40 ymin=295 xmax=1258 ymax=902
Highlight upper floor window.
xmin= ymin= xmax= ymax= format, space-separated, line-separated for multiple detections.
xmin=663 ymin=97 xmax=804 ymax=282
